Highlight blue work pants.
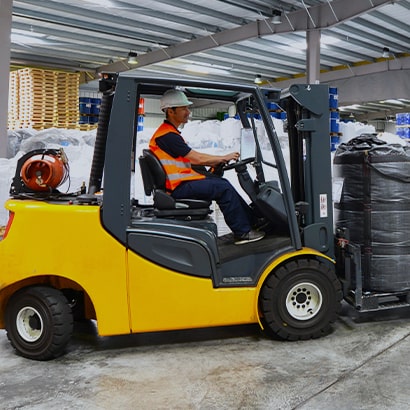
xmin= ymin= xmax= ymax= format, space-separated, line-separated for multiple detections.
xmin=172 ymin=176 xmax=253 ymax=236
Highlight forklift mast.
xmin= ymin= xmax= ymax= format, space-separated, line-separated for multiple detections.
xmin=282 ymin=84 xmax=333 ymax=258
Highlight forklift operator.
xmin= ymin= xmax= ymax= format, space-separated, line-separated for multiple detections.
xmin=149 ymin=89 xmax=265 ymax=245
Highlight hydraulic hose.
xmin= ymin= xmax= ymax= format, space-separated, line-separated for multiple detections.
xmin=88 ymin=90 xmax=114 ymax=194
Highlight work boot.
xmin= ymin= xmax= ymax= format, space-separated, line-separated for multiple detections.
xmin=252 ymin=217 xmax=270 ymax=231
xmin=234 ymin=230 xmax=265 ymax=245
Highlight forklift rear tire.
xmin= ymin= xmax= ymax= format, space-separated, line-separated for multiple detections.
xmin=260 ymin=258 xmax=342 ymax=340
xmin=5 ymin=286 xmax=73 ymax=360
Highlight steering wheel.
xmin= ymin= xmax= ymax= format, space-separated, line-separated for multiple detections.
xmin=223 ymin=157 xmax=255 ymax=171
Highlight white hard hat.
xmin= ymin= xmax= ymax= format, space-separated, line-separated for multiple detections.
xmin=160 ymin=89 xmax=193 ymax=111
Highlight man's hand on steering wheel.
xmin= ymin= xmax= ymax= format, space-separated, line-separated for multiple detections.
xmin=209 ymin=151 xmax=239 ymax=176
xmin=210 ymin=163 xmax=225 ymax=177
xmin=223 ymin=157 xmax=255 ymax=171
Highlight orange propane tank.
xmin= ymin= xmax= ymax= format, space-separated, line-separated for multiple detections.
xmin=21 ymin=152 xmax=68 ymax=191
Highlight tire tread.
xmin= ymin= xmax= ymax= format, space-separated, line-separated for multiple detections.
xmin=5 ymin=286 xmax=73 ymax=360
xmin=260 ymin=258 xmax=342 ymax=341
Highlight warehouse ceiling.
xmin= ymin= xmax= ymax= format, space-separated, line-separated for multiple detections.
xmin=10 ymin=0 xmax=410 ymax=121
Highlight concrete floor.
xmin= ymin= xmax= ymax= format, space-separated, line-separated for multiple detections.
xmin=1 ymin=303 xmax=410 ymax=410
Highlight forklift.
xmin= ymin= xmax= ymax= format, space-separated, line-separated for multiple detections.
xmin=0 ymin=73 xmax=392 ymax=361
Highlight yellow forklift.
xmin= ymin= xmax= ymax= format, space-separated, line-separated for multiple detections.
xmin=0 ymin=74 xmax=345 ymax=360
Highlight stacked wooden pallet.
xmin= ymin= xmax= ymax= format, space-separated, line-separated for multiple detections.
xmin=17 ymin=68 xmax=57 ymax=130
xmin=55 ymin=72 xmax=80 ymax=129
xmin=77 ymin=123 xmax=98 ymax=131
xmin=8 ymin=68 xmax=80 ymax=131
xmin=7 ymin=71 xmax=20 ymax=130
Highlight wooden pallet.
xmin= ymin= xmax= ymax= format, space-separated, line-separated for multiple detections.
xmin=9 ymin=68 xmax=81 ymax=131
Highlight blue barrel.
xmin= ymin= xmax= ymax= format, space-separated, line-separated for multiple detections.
xmin=267 ymin=102 xmax=280 ymax=110
xmin=330 ymin=135 xmax=340 ymax=151
xmin=329 ymin=87 xmax=338 ymax=109
xmin=90 ymin=98 xmax=101 ymax=115
xmin=79 ymin=97 xmax=92 ymax=114
xmin=79 ymin=116 xmax=89 ymax=124
xmin=396 ymin=113 xmax=403 ymax=125
xmin=330 ymin=111 xmax=340 ymax=133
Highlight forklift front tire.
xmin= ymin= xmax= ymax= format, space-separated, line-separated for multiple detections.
xmin=5 ymin=286 xmax=73 ymax=360
xmin=260 ymin=258 xmax=342 ymax=340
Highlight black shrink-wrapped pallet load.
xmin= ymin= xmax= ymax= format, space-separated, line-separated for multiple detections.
xmin=334 ymin=134 xmax=410 ymax=292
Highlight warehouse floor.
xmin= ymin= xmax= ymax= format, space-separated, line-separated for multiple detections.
xmin=1 ymin=303 xmax=410 ymax=410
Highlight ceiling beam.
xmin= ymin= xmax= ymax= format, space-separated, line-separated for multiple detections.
xmin=272 ymin=56 xmax=410 ymax=122
xmin=272 ymin=55 xmax=410 ymax=95
xmin=98 ymin=0 xmax=394 ymax=75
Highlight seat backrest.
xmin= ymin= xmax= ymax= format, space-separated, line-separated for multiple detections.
xmin=139 ymin=149 xmax=167 ymax=195
xmin=139 ymin=155 xmax=154 ymax=196
xmin=138 ymin=148 xmax=211 ymax=218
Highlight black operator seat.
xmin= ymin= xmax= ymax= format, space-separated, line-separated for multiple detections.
xmin=139 ymin=149 xmax=212 ymax=219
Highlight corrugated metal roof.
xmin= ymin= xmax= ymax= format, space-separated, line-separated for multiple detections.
xmin=10 ymin=0 xmax=410 ymax=121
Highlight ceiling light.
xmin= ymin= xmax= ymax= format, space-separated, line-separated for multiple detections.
xmin=84 ymin=0 xmax=115 ymax=6
xmin=11 ymin=33 xmax=48 ymax=45
xmin=254 ymin=74 xmax=263 ymax=84
xmin=321 ymin=35 xmax=342 ymax=46
xmin=381 ymin=99 xmax=405 ymax=105
xmin=185 ymin=64 xmax=230 ymax=75
xmin=382 ymin=47 xmax=390 ymax=58
xmin=127 ymin=51 xmax=138 ymax=64
xmin=271 ymin=10 xmax=282 ymax=24
xmin=286 ymin=40 xmax=306 ymax=51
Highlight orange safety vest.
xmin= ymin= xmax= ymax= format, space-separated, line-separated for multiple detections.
xmin=149 ymin=122 xmax=205 ymax=191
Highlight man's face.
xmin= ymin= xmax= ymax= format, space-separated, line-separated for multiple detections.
xmin=169 ymin=106 xmax=191 ymax=125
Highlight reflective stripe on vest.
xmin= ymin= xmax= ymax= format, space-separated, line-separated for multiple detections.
xmin=149 ymin=122 xmax=205 ymax=191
